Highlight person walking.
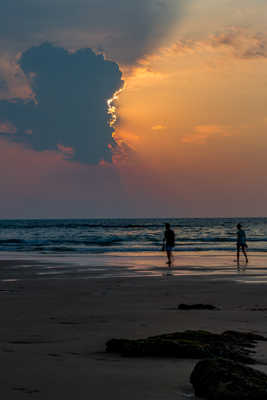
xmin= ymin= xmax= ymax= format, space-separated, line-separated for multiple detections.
xmin=236 ymin=223 xmax=248 ymax=265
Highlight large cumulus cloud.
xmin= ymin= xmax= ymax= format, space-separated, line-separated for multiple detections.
xmin=0 ymin=43 xmax=123 ymax=164
xmin=0 ymin=0 xmax=187 ymax=64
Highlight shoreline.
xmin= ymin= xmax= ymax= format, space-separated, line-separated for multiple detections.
xmin=1 ymin=262 xmax=267 ymax=399
xmin=0 ymin=251 xmax=267 ymax=282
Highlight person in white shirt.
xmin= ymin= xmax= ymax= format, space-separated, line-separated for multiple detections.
xmin=236 ymin=223 xmax=248 ymax=265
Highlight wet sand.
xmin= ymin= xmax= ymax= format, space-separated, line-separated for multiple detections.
xmin=1 ymin=259 xmax=267 ymax=399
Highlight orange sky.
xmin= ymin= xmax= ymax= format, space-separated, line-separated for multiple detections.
xmin=110 ymin=0 xmax=267 ymax=216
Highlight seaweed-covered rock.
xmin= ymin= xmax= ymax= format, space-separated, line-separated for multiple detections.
xmin=178 ymin=303 xmax=218 ymax=310
xmin=190 ymin=358 xmax=267 ymax=400
xmin=106 ymin=330 xmax=266 ymax=363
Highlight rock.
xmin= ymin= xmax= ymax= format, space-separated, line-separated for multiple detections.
xmin=106 ymin=330 xmax=266 ymax=363
xmin=178 ymin=303 xmax=219 ymax=310
xmin=190 ymin=358 xmax=267 ymax=400
xmin=222 ymin=330 xmax=265 ymax=347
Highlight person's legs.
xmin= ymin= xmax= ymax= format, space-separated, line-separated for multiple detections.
xmin=242 ymin=245 xmax=248 ymax=263
xmin=237 ymin=245 xmax=240 ymax=265
xmin=166 ymin=250 xmax=172 ymax=267
xmin=166 ymin=245 xmax=174 ymax=268
xmin=166 ymin=246 xmax=174 ymax=267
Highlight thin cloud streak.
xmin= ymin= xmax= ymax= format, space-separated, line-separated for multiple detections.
xmin=167 ymin=27 xmax=267 ymax=60
xmin=182 ymin=125 xmax=234 ymax=144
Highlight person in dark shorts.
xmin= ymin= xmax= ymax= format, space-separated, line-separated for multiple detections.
xmin=236 ymin=223 xmax=248 ymax=265
xmin=162 ymin=223 xmax=175 ymax=268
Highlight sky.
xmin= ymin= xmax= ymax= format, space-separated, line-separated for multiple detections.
xmin=0 ymin=0 xmax=267 ymax=218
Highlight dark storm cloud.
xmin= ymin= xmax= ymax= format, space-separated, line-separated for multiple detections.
xmin=0 ymin=0 xmax=186 ymax=64
xmin=0 ymin=43 xmax=123 ymax=164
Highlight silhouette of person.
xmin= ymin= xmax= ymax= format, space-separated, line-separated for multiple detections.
xmin=162 ymin=223 xmax=175 ymax=268
xmin=236 ymin=223 xmax=248 ymax=265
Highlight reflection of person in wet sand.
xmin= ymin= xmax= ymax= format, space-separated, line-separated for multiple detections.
xmin=162 ymin=223 xmax=175 ymax=269
xmin=236 ymin=223 xmax=248 ymax=266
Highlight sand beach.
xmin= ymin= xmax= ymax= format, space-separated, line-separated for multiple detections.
xmin=1 ymin=256 xmax=267 ymax=399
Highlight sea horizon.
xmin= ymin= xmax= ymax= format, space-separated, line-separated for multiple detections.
xmin=0 ymin=217 xmax=266 ymax=253
xmin=0 ymin=217 xmax=266 ymax=281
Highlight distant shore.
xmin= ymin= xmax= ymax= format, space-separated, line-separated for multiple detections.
xmin=1 ymin=258 xmax=267 ymax=399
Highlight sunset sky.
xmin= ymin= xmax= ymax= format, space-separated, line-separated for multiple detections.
xmin=0 ymin=0 xmax=267 ymax=218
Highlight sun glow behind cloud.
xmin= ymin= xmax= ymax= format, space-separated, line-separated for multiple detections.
xmin=107 ymin=87 xmax=124 ymax=128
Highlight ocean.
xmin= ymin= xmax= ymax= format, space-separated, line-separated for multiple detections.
xmin=0 ymin=218 xmax=266 ymax=253
xmin=1 ymin=218 xmax=267 ymax=279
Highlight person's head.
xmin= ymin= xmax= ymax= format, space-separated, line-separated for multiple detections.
xmin=165 ymin=223 xmax=170 ymax=230
xmin=237 ymin=223 xmax=242 ymax=230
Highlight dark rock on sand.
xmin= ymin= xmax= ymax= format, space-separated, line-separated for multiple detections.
xmin=106 ymin=330 xmax=266 ymax=363
xmin=190 ymin=358 xmax=267 ymax=400
xmin=178 ymin=303 xmax=219 ymax=310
